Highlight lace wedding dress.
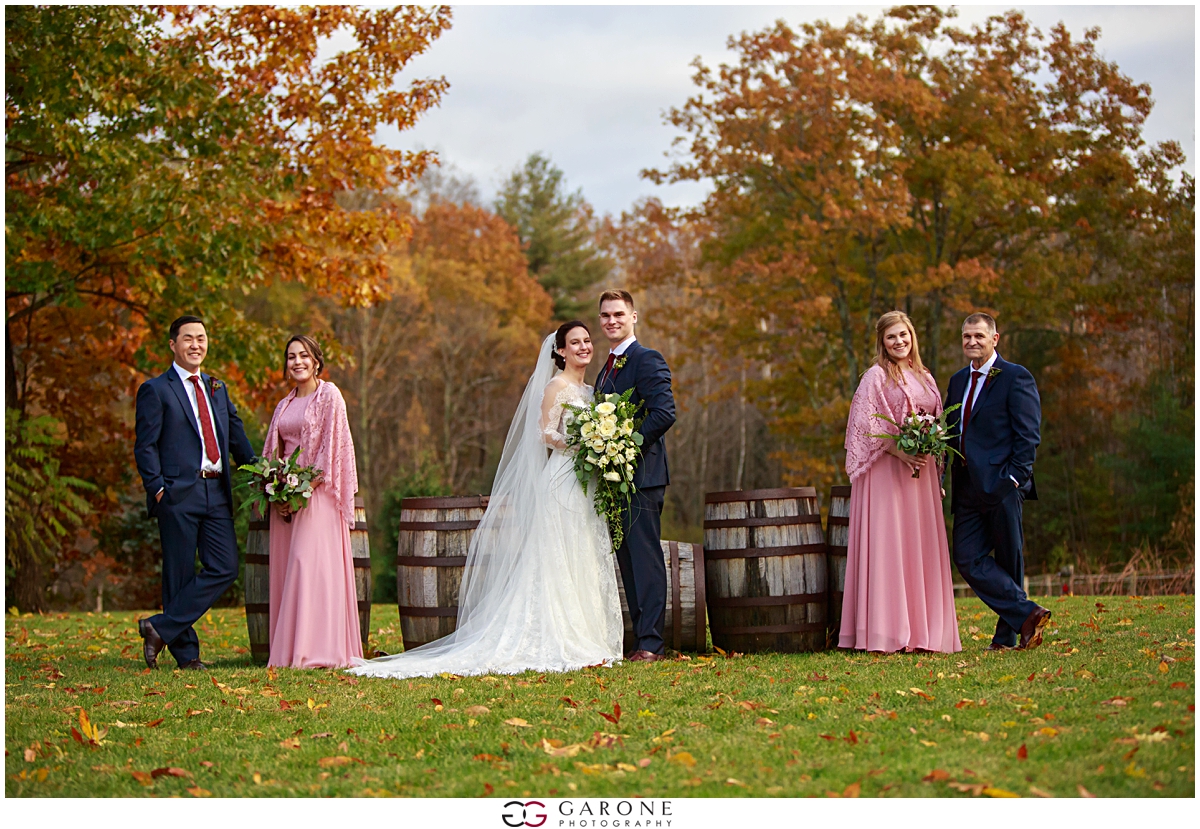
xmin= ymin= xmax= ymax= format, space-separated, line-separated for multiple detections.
xmin=348 ymin=335 xmax=623 ymax=679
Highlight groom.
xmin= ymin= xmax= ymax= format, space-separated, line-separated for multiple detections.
xmin=133 ymin=315 xmax=256 ymax=669
xmin=596 ymin=289 xmax=677 ymax=663
xmin=945 ymin=312 xmax=1050 ymax=651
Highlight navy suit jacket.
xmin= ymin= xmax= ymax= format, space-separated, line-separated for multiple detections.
xmin=134 ymin=368 xmax=257 ymax=518
xmin=944 ymin=354 xmax=1041 ymax=512
xmin=597 ymin=341 xmax=676 ymax=489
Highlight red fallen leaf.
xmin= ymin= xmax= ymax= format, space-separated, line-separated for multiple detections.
xmin=922 ymin=769 xmax=951 ymax=782
xmin=819 ymin=734 xmax=835 ymax=741
xmin=1017 ymin=744 xmax=1028 ymax=761
xmin=70 ymin=727 xmax=85 ymax=744
xmin=431 ymin=697 xmax=443 ymax=706
xmin=92 ymin=686 xmax=107 ymax=694
xmin=145 ymin=718 xmax=165 ymax=728
xmin=844 ymin=730 xmax=859 ymax=745
xmin=1170 ymin=682 xmax=1187 ymax=689
xmin=597 ymin=702 xmax=622 ymax=725
xmin=200 ymin=761 xmax=214 ymax=768
xmin=150 ymin=767 xmax=191 ymax=779
xmin=912 ymin=690 xmax=934 ymax=701
xmin=482 ymin=783 xmax=495 ymax=797
xmin=560 ymin=697 xmax=578 ymax=708
xmin=1027 ymin=673 xmax=1036 ymax=682
xmin=131 ymin=770 xmax=153 ymax=786
xmin=955 ymin=699 xmax=975 ymax=709
xmin=808 ymin=672 xmax=829 ymax=682
xmin=474 ymin=754 xmax=502 ymax=762
xmin=279 ymin=700 xmax=293 ymax=711
xmin=842 ymin=782 xmax=861 ymax=798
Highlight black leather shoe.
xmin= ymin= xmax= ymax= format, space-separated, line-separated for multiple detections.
xmin=986 ymin=642 xmax=1013 ymax=652
xmin=1017 ymin=607 xmax=1052 ymax=651
xmin=138 ymin=619 xmax=165 ymax=669
xmin=180 ymin=659 xmax=207 ymax=671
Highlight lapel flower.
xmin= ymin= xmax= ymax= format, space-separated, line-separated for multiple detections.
xmin=614 ymin=355 xmax=628 ymax=372
xmin=209 ymin=377 xmax=225 ymax=396
xmin=986 ymin=366 xmax=1002 ymax=382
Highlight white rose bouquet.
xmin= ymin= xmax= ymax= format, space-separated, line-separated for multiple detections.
xmin=870 ymin=405 xmax=963 ymax=478
xmin=237 ymin=447 xmax=321 ymax=522
xmin=563 ymin=388 xmax=644 ymax=548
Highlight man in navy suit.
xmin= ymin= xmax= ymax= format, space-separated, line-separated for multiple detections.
xmin=945 ymin=313 xmax=1050 ymax=651
xmin=134 ymin=315 xmax=256 ymax=669
xmin=596 ymin=290 xmax=677 ymax=662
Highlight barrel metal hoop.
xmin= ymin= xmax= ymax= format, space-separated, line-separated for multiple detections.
xmin=357 ymin=600 xmax=372 ymax=612
xmin=827 ymin=545 xmax=848 ymax=555
xmin=708 ymin=592 xmax=827 ymax=607
xmin=826 ymin=515 xmax=850 ymax=527
xmin=248 ymin=521 xmax=270 ymax=532
xmin=400 ymin=495 xmax=489 ymax=510
xmin=712 ymin=622 xmax=827 ymax=635
xmin=245 ymin=603 xmax=270 ymax=614
xmin=245 ymin=554 xmax=270 ymax=566
xmin=353 ymin=521 xmax=368 ymax=531
xmin=398 ymin=606 xmax=459 ymax=617
xmin=398 ymin=520 xmax=480 ymax=532
xmin=703 ymin=514 xmax=822 ymax=529
xmin=250 ymin=643 xmax=270 ymax=654
xmin=705 ymin=487 xmax=818 ymax=503
xmin=352 ymin=557 xmax=372 ymax=568
xmin=705 ymin=543 xmax=827 ymax=559
xmin=395 ymin=556 xmax=468 ymax=567
xmin=669 ymin=541 xmax=682 ymax=651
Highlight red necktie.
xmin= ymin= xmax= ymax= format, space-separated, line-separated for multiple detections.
xmin=962 ymin=370 xmax=983 ymax=434
xmin=600 ymin=353 xmax=616 ymax=388
xmin=188 ymin=375 xmax=221 ymax=465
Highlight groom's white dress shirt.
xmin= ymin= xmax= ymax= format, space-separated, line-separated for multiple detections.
xmin=610 ymin=335 xmax=636 ymax=357
xmin=173 ymin=362 xmax=223 ymax=475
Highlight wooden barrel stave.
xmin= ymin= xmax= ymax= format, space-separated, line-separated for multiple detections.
xmin=350 ymin=497 xmax=371 ymax=652
xmin=616 ymin=540 xmax=707 ymax=654
xmin=704 ymin=487 xmax=827 ymax=653
xmin=825 ymin=485 xmax=851 ymax=644
xmin=245 ymin=511 xmax=270 ymax=665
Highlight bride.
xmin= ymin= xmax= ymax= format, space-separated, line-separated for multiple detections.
xmin=348 ymin=321 xmax=624 ymax=679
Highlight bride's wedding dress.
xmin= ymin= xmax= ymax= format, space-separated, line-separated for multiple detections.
xmin=348 ymin=335 xmax=623 ymax=679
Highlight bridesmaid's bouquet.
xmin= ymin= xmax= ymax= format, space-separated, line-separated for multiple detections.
xmin=871 ymin=405 xmax=963 ymax=478
xmin=563 ymin=389 xmax=644 ymax=549
xmin=237 ymin=447 xmax=321 ymax=522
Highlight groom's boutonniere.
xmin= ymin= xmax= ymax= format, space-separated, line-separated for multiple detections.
xmin=613 ymin=356 xmax=628 ymax=372
xmin=209 ymin=377 xmax=225 ymax=397
xmin=987 ymin=366 xmax=1002 ymax=382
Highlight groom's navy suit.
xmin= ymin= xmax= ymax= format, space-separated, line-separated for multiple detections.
xmin=944 ymin=353 xmax=1041 ymax=648
xmin=597 ymin=339 xmax=676 ymax=655
xmin=134 ymin=366 xmax=255 ymax=666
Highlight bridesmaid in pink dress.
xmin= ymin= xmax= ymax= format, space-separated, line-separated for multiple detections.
xmin=263 ymin=335 xmax=362 ymax=668
xmin=839 ymin=311 xmax=961 ymax=653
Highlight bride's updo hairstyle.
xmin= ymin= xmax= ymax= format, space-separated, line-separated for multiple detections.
xmin=553 ymin=320 xmax=590 ymax=370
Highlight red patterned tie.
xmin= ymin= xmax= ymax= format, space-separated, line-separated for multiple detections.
xmin=188 ymin=376 xmax=221 ymax=465
xmin=962 ymin=370 xmax=983 ymax=434
xmin=599 ymin=353 xmax=616 ymax=388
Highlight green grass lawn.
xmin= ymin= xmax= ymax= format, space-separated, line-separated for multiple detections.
xmin=5 ymin=595 xmax=1194 ymax=798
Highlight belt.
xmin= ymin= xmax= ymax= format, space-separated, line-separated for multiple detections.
xmin=200 ymin=470 xmax=221 ymax=479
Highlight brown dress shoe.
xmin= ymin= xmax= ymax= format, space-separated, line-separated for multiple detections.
xmin=138 ymin=619 xmax=165 ymax=669
xmin=1017 ymin=607 xmax=1052 ymax=651
xmin=180 ymin=659 xmax=207 ymax=671
xmin=986 ymin=642 xmax=1013 ymax=652
xmin=626 ymin=650 xmax=665 ymax=663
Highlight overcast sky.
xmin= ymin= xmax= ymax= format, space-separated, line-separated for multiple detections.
xmin=376 ymin=3 xmax=1195 ymax=216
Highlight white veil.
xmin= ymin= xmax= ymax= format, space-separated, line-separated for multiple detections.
xmin=361 ymin=334 xmax=560 ymax=666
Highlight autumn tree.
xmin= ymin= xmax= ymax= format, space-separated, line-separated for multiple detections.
xmin=5 ymin=5 xmax=452 ymax=608
xmin=637 ymin=6 xmax=1192 ymax=565
xmin=494 ymin=152 xmax=611 ymax=319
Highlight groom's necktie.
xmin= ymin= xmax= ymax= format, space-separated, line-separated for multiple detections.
xmin=599 ymin=353 xmax=616 ymax=389
xmin=188 ymin=375 xmax=221 ymax=465
xmin=962 ymin=369 xmax=984 ymax=434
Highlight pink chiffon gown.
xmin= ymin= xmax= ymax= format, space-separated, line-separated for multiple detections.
xmin=267 ymin=386 xmax=363 ymax=668
xmin=839 ymin=364 xmax=961 ymax=653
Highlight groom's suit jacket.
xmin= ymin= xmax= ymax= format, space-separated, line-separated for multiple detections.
xmin=944 ymin=353 xmax=1041 ymax=513
xmin=597 ymin=340 xmax=676 ymax=489
xmin=134 ymin=368 xmax=256 ymax=517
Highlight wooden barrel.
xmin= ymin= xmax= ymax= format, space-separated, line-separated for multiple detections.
xmin=350 ymin=496 xmax=371 ymax=653
xmin=703 ymin=487 xmax=828 ymax=653
xmin=244 ymin=496 xmax=371 ymax=664
xmin=615 ymin=540 xmax=708 ymax=653
xmin=396 ymin=495 xmax=489 ymax=651
xmin=245 ymin=508 xmax=271 ymax=665
xmin=825 ymin=485 xmax=850 ymax=645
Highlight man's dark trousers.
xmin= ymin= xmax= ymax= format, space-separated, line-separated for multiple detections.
xmin=149 ymin=477 xmax=239 ymax=666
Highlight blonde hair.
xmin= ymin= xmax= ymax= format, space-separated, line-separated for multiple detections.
xmin=874 ymin=311 xmax=928 ymax=385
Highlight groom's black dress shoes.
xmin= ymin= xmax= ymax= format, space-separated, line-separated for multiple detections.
xmin=626 ymin=650 xmax=665 ymax=663
xmin=180 ymin=659 xmax=207 ymax=671
xmin=138 ymin=619 xmax=165 ymax=669
xmin=986 ymin=642 xmax=1014 ymax=652
xmin=1017 ymin=606 xmax=1052 ymax=651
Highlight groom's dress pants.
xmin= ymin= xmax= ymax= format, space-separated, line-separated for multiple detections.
xmin=149 ymin=477 xmax=238 ymax=666
xmin=615 ymin=485 xmax=667 ymax=655
xmin=952 ymin=477 xmax=1039 ymax=648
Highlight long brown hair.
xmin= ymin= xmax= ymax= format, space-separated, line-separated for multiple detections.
xmin=874 ymin=311 xmax=928 ymax=385
xmin=283 ymin=334 xmax=325 ymax=380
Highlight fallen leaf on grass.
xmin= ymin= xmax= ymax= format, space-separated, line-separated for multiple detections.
xmin=637 ymin=758 xmax=652 ymax=768
xmin=317 ymin=756 xmax=361 ymax=768
xmin=465 ymin=705 xmax=490 ymax=716
xmin=540 ymin=738 xmax=591 ymax=758
xmin=842 ymin=782 xmax=861 ymax=797
xmin=1169 ymin=681 xmax=1188 ymax=689
xmin=922 ymin=769 xmax=951 ymax=782
xmin=1028 ymin=786 xmax=1054 ymax=798
xmin=187 ymin=786 xmax=212 ymax=797
xmin=311 ymin=732 xmax=333 ymax=739
xmin=1077 ymin=784 xmax=1096 ymax=798
xmin=279 ymin=738 xmax=301 ymax=749
xmin=503 ymin=717 xmax=531 ymax=728
xmin=473 ymin=754 xmax=503 ymax=762
xmin=919 ymin=740 xmax=938 ymax=747
xmin=597 ymin=703 xmax=622 ymax=725
xmin=130 ymin=771 xmax=153 ymax=786
xmin=983 ymin=787 xmax=1020 ymax=798
xmin=1017 ymin=744 xmax=1028 ymax=760
xmin=145 ymin=718 xmax=164 ymax=728
xmin=150 ymin=767 xmax=191 ymax=779
xmin=668 ymin=751 xmax=696 ymax=768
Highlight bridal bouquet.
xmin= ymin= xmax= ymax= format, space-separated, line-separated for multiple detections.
xmin=237 ymin=447 xmax=321 ymax=522
xmin=563 ymin=389 xmax=644 ymax=548
xmin=871 ymin=405 xmax=963 ymax=478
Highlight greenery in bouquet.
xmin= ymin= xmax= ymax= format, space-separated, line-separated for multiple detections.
xmin=237 ymin=447 xmax=321 ymax=522
xmin=563 ymin=388 xmax=644 ymax=548
xmin=871 ymin=404 xmax=963 ymax=478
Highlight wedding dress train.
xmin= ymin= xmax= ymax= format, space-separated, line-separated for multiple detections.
xmin=348 ymin=336 xmax=623 ymax=679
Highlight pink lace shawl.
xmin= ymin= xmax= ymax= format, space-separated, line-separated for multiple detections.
xmin=844 ymin=364 xmax=943 ymax=483
xmin=263 ymin=381 xmax=359 ymax=526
